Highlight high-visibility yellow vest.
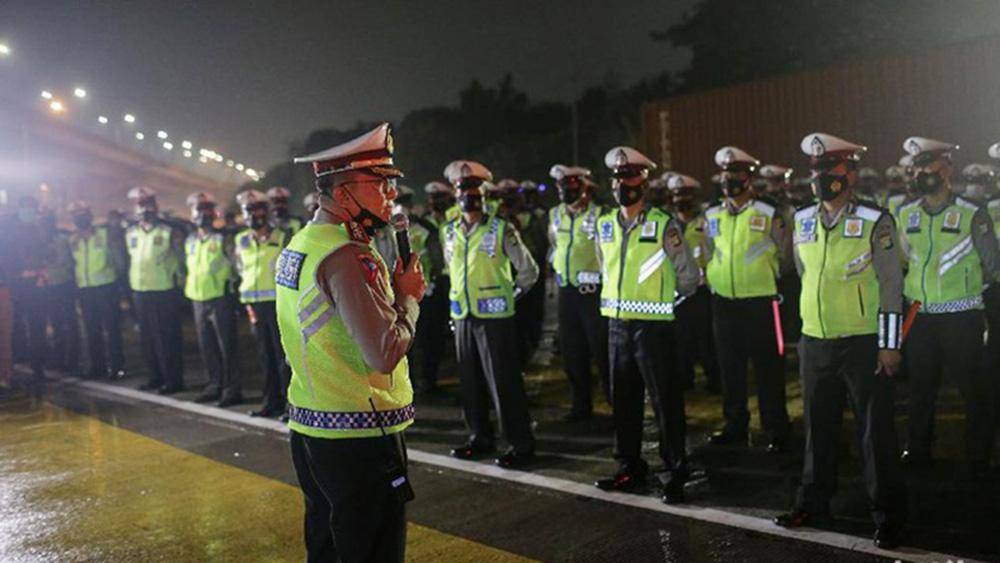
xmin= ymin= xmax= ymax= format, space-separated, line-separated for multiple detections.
xmin=899 ymin=197 xmax=984 ymax=314
xmin=235 ymin=228 xmax=288 ymax=303
xmin=71 ymin=226 xmax=117 ymax=289
xmin=127 ymin=223 xmax=179 ymax=292
xmin=445 ymin=216 xmax=515 ymax=320
xmin=550 ymin=203 xmax=602 ymax=287
xmin=597 ymin=207 xmax=677 ymax=321
xmin=704 ymin=200 xmax=779 ymax=299
xmin=795 ymin=203 xmax=881 ymax=339
xmin=184 ymin=232 xmax=233 ymax=301
xmin=276 ymin=223 xmax=413 ymax=439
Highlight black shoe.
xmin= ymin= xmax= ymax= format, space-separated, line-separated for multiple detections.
xmin=495 ymin=449 xmax=535 ymax=469
xmin=773 ymin=509 xmax=830 ymax=529
xmin=139 ymin=382 xmax=161 ymax=391
xmin=561 ymin=410 xmax=593 ymax=423
xmin=450 ymin=442 xmax=495 ymax=460
xmin=707 ymin=430 xmax=748 ymax=446
xmin=766 ymin=436 xmax=790 ymax=455
xmin=249 ymin=407 xmax=284 ymax=418
xmin=158 ymin=385 xmax=183 ymax=395
xmin=661 ymin=481 xmax=686 ymax=505
xmin=873 ymin=522 xmax=903 ymax=550
xmin=900 ymin=450 xmax=932 ymax=469
xmin=195 ymin=391 xmax=220 ymax=403
xmin=596 ymin=462 xmax=648 ymax=492
xmin=217 ymin=395 xmax=244 ymax=408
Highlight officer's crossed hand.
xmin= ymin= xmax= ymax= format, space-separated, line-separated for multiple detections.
xmin=394 ymin=255 xmax=427 ymax=303
xmin=875 ymin=349 xmax=902 ymax=377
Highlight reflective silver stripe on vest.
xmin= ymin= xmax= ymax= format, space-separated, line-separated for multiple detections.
xmin=241 ymin=289 xmax=276 ymax=300
xmin=637 ymin=248 xmax=667 ymax=284
xmin=298 ymin=292 xmax=326 ymax=325
xmin=744 ymin=239 xmax=774 ymax=265
xmin=288 ymin=403 xmax=415 ymax=430
xmin=937 ymin=235 xmax=973 ymax=276
xmin=601 ymin=298 xmax=674 ymax=316
xmin=922 ymin=296 xmax=983 ymax=314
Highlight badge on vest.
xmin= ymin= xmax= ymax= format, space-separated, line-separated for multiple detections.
xmin=599 ymin=221 xmax=614 ymax=243
xmin=905 ymin=212 xmax=921 ymax=233
xmin=129 ymin=237 xmax=138 ymax=249
xmin=942 ymin=211 xmax=962 ymax=233
xmin=240 ymin=235 xmax=251 ymax=248
xmin=707 ymin=218 xmax=720 ymax=238
xmin=749 ymin=215 xmax=767 ymax=232
xmin=479 ymin=233 xmax=498 ymax=257
xmin=797 ymin=218 xmax=817 ymax=244
xmin=639 ymin=221 xmax=658 ymax=242
xmin=843 ymin=218 xmax=863 ymax=238
xmin=153 ymin=234 xmax=164 ymax=246
xmin=275 ymin=249 xmax=306 ymax=290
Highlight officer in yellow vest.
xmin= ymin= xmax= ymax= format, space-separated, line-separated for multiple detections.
xmin=303 ymin=191 xmax=320 ymax=218
xmin=185 ymin=192 xmax=242 ymax=407
xmin=548 ymin=164 xmax=610 ymax=421
xmin=443 ymin=160 xmax=540 ymax=468
xmin=267 ymin=186 xmax=304 ymax=233
xmin=280 ymin=122 xmax=425 ymax=563
xmin=897 ymin=137 xmax=1000 ymax=476
xmin=774 ymin=133 xmax=906 ymax=550
xmin=235 ymin=189 xmax=293 ymax=419
xmin=666 ymin=173 xmax=721 ymax=394
xmin=644 ymin=174 xmax=671 ymax=210
xmin=68 ymin=201 xmax=126 ymax=380
xmin=593 ymin=146 xmax=699 ymax=504
xmin=703 ymin=147 xmax=792 ymax=452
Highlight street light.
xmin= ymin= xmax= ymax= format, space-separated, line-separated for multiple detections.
xmin=157 ymin=130 xmax=168 ymax=140
xmin=135 ymin=132 xmax=145 ymax=140
xmin=124 ymin=113 xmax=136 ymax=124
xmin=181 ymin=140 xmax=192 ymax=150
xmin=163 ymin=142 xmax=173 ymax=150
xmin=49 ymin=100 xmax=66 ymax=113
xmin=235 ymin=163 xmax=244 ymax=171
xmin=0 ymin=44 xmax=10 ymax=56
xmin=98 ymin=115 xmax=109 ymax=124
xmin=183 ymin=150 xmax=192 ymax=158
xmin=41 ymin=90 xmax=53 ymax=100
xmin=73 ymin=87 xmax=87 ymax=98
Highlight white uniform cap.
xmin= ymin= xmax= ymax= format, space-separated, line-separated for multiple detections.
xmin=266 ymin=186 xmax=291 ymax=201
xmin=800 ymin=133 xmax=867 ymax=160
xmin=236 ymin=189 xmax=268 ymax=209
xmin=884 ymin=165 xmax=906 ymax=180
xmin=127 ymin=186 xmax=156 ymax=200
xmin=496 ymin=179 xmax=519 ymax=192
xmin=987 ymin=142 xmax=1000 ymax=160
xmin=483 ymin=181 xmax=500 ymax=194
xmin=444 ymin=160 xmax=493 ymax=186
xmin=67 ymin=200 xmax=91 ymax=215
xmin=424 ymin=181 xmax=452 ymax=195
xmin=903 ymin=136 xmax=958 ymax=158
xmin=667 ymin=174 xmax=701 ymax=191
xmin=758 ymin=165 xmax=792 ymax=180
xmin=294 ymin=123 xmax=401 ymax=179
xmin=520 ymin=180 xmax=538 ymax=191
xmin=899 ymin=154 xmax=914 ymax=167
xmin=963 ymin=163 xmax=994 ymax=178
xmin=714 ymin=146 xmax=760 ymax=170
xmin=549 ymin=164 xmax=591 ymax=180
xmin=186 ymin=192 xmax=216 ymax=207
xmin=603 ymin=146 xmax=656 ymax=173
xmin=302 ymin=192 xmax=320 ymax=209
xmin=858 ymin=167 xmax=880 ymax=181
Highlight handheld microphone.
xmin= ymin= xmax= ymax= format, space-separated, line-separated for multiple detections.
xmin=392 ymin=213 xmax=411 ymax=266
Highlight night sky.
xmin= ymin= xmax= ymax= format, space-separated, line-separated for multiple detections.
xmin=1 ymin=0 xmax=695 ymax=171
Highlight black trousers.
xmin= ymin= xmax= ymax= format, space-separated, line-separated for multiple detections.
xmin=558 ymin=285 xmax=609 ymax=415
xmin=193 ymin=296 xmax=240 ymax=399
xmin=78 ymin=284 xmax=124 ymax=378
xmin=712 ymin=295 xmax=790 ymax=440
xmin=290 ymin=431 xmax=407 ymax=563
xmin=674 ymin=285 xmax=720 ymax=391
xmin=514 ymin=280 xmax=546 ymax=369
xmin=134 ymin=289 xmax=184 ymax=389
xmin=454 ymin=317 xmax=535 ymax=453
xmin=905 ymin=310 xmax=994 ymax=463
xmin=42 ymin=282 xmax=80 ymax=372
xmin=609 ymin=318 xmax=688 ymax=479
xmin=411 ymin=277 xmax=450 ymax=391
xmin=796 ymin=335 xmax=905 ymax=525
xmin=9 ymin=279 xmax=47 ymax=381
xmin=248 ymin=301 xmax=290 ymax=411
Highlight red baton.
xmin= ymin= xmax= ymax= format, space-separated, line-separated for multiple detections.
xmin=772 ymin=298 xmax=785 ymax=357
xmin=900 ymin=300 xmax=921 ymax=344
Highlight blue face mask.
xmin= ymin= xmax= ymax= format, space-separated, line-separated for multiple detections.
xmin=18 ymin=208 xmax=38 ymax=223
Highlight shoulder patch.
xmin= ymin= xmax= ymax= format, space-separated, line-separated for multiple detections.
xmin=357 ymin=252 xmax=381 ymax=285
xmin=599 ymin=219 xmax=614 ymax=242
xmin=898 ymin=199 xmax=923 ymax=213
xmin=275 ymin=249 xmax=306 ymax=290
xmin=852 ymin=204 xmax=883 ymax=223
xmin=955 ymin=196 xmax=980 ymax=211
xmin=751 ymin=199 xmax=776 ymax=218
xmin=794 ymin=204 xmax=820 ymax=223
xmin=705 ymin=204 xmax=723 ymax=216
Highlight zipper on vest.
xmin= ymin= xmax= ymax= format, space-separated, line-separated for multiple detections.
xmin=817 ymin=224 xmax=829 ymax=338
xmin=567 ymin=209 xmax=575 ymax=286
xmin=728 ymin=216 xmax=736 ymax=297
xmin=84 ymin=237 xmax=91 ymax=287
xmin=920 ymin=215 xmax=934 ymax=308
xmin=617 ymin=219 xmax=628 ymax=319
xmin=857 ymin=284 xmax=865 ymax=317
xmin=463 ymin=228 xmax=472 ymax=316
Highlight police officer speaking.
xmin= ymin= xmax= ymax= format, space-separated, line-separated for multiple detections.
xmin=594 ymin=146 xmax=699 ymax=504
xmin=278 ymin=123 xmax=425 ymax=563
xmin=775 ymin=133 xmax=906 ymax=550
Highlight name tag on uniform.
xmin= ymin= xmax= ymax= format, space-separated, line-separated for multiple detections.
xmin=639 ymin=221 xmax=658 ymax=242
xmin=582 ymin=214 xmax=597 ymax=239
xmin=843 ymin=218 xmax=863 ymax=238
xmin=749 ymin=215 xmax=767 ymax=232
xmin=153 ymin=234 xmax=164 ymax=245
xmin=240 ymin=235 xmax=251 ymax=248
xmin=707 ymin=218 xmax=720 ymax=238
xmin=275 ymin=249 xmax=305 ymax=290
xmin=599 ymin=221 xmax=614 ymax=243
xmin=479 ymin=233 xmax=497 ymax=256
xmin=129 ymin=237 xmax=138 ymax=249
xmin=906 ymin=212 xmax=921 ymax=233
xmin=942 ymin=211 xmax=961 ymax=233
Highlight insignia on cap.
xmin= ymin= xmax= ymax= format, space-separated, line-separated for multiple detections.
xmin=907 ymin=138 xmax=922 ymax=154
xmin=723 ymin=149 xmax=735 ymax=165
xmin=614 ymin=149 xmax=628 ymax=168
xmin=811 ymin=136 xmax=825 ymax=156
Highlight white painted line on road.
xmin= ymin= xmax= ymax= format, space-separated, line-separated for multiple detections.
xmin=59 ymin=376 xmax=983 ymax=563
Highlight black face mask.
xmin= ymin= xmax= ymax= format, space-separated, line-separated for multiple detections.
xmin=73 ymin=215 xmax=93 ymax=230
xmin=197 ymin=214 xmax=215 ymax=229
xmin=430 ymin=197 xmax=453 ymax=213
xmin=673 ymin=199 xmax=695 ymax=213
xmin=721 ymin=179 xmax=747 ymax=198
xmin=140 ymin=210 xmax=157 ymax=222
xmin=614 ymin=184 xmax=644 ymax=207
xmin=248 ymin=214 xmax=268 ymax=229
xmin=914 ymin=171 xmax=944 ymax=195
xmin=559 ymin=188 xmax=581 ymax=205
xmin=812 ymin=173 xmax=850 ymax=202
xmin=458 ymin=192 xmax=483 ymax=213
